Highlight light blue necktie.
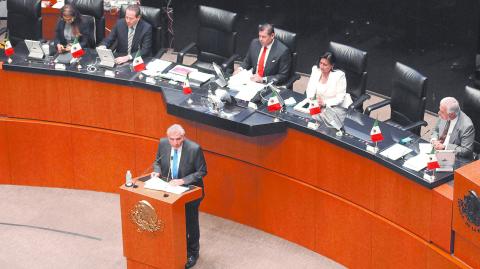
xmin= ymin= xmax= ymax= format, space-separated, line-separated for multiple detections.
xmin=172 ymin=149 xmax=179 ymax=179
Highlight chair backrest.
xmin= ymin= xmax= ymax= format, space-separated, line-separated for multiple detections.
xmin=66 ymin=0 xmax=105 ymax=46
xmin=120 ymin=5 xmax=163 ymax=56
xmin=390 ymin=62 xmax=428 ymax=133
xmin=6 ymin=0 xmax=42 ymax=45
xmin=80 ymin=14 xmax=96 ymax=47
xmin=328 ymin=41 xmax=367 ymax=101
xmin=274 ymin=27 xmax=296 ymax=80
xmin=196 ymin=5 xmax=237 ymax=69
xmin=463 ymin=85 xmax=480 ymax=156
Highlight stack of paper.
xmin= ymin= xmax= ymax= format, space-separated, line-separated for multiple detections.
xmin=145 ymin=59 xmax=172 ymax=73
xmin=403 ymin=154 xmax=429 ymax=172
xmin=144 ymin=177 xmax=189 ymax=194
xmin=380 ymin=143 xmax=413 ymax=160
xmin=228 ymin=69 xmax=265 ymax=101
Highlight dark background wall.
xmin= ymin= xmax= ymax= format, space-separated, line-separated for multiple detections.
xmin=164 ymin=0 xmax=479 ymax=112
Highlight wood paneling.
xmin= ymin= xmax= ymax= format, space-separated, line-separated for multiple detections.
xmin=0 ymin=120 xmax=11 ymax=184
xmin=6 ymin=120 xmax=74 ymax=188
xmin=453 ymin=234 xmax=480 ymax=269
xmin=431 ymin=184 xmax=454 ymax=252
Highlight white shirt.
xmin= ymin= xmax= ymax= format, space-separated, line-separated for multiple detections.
xmin=256 ymin=39 xmax=274 ymax=75
xmin=170 ymin=145 xmax=183 ymax=179
xmin=443 ymin=116 xmax=459 ymax=147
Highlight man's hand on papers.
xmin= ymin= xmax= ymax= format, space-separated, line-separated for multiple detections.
xmin=251 ymin=73 xmax=263 ymax=83
xmin=169 ymin=179 xmax=185 ymax=186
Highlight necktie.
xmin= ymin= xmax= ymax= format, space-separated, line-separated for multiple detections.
xmin=257 ymin=46 xmax=267 ymax=77
xmin=439 ymin=120 xmax=450 ymax=143
xmin=127 ymin=27 xmax=134 ymax=55
xmin=172 ymin=149 xmax=179 ymax=179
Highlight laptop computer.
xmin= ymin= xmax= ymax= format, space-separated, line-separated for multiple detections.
xmin=96 ymin=47 xmax=116 ymax=68
xmin=25 ymin=39 xmax=45 ymax=60
xmin=435 ymin=150 xmax=456 ymax=172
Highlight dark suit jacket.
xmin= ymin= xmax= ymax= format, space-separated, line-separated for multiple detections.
xmin=101 ymin=18 xmax=152 ymax=57
xmin=153 ymin=138 xmax=207 ymax=190
xmin=54 ymin=19 xmax=90 ymax=48
xmin=240 ymin=38 xmax=291 ymax=84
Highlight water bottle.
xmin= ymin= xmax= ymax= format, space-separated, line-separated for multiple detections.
xmin=125 ymin=170 xmax=133 ymax=187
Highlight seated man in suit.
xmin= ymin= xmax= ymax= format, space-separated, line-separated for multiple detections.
xmin=151 ymin=124 xmax=207 ymax=269
xmin=431 ymin=97 xmax=475 ymax=158
xmin=100 ymin=4 xmax=152 ymax=64
xmin=238 ymin=23 xmax=291 ymax=85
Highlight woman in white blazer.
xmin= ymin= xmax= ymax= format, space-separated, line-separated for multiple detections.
xmin=305 ymin=52 xmax=352 ymax=108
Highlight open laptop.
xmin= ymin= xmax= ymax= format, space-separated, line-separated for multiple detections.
xmin=435 ymin=150 xmax=456 ymax=172
xmin=25 ymin=39 xmax=45 ymax=60
xmin=212 ymin=62 xmax=228 ymax=87
xmin=96 ymin=47 xmax=116 ymax=68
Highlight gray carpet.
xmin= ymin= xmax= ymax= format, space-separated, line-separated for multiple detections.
xmin=0 ymin=185 xmax=345 ymax=269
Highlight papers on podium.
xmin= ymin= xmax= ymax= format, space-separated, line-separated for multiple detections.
xmin=144 ymin=177 xmax=189 ymax=194
xmin=403 ymin=153 xmax=429 ymax=172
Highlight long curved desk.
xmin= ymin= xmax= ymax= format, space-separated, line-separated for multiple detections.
xmin=0 ymin=51 xmax=476 ymax=268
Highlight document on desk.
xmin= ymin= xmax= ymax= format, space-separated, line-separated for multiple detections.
xmin=188 ymin=71 xmax=215 ymax=83
xmin=228 ymin=69 xmax=265 ymax=101
xmin=379 ymin=143 xmax=413 ymax=160
xmin=145 ymin=59 xmax=172 ymax=73
xmin=402 ymin=153 xmax=429 ymax=172
xmin=144 ymin=177 xmax=189 ymax=194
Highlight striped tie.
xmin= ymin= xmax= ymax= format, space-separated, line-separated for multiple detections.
xmin=127 ymin=27 xmax=134 ymax=55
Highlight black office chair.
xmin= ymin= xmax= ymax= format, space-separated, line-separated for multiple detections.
xmin=0 ymin=0 xmax=42 ymax=46
xmin=120 ymin=5 xmax=164 ymax=57
xmin=328 ymin=41 xmax=370 ymax=112
xmin=66 ymin=0 xmax=104 ymax=47
xmin=176 ymin=5 xmax=238 ymax=73
xmin=274 ymin=28 xmax=300 ymax=90
xmin=365 ymin=62 xmax=428 ymax=135
xmin=463 ymin=85 xmax=480 ymax=159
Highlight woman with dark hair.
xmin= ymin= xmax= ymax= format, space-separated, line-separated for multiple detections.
xmin=305 ymin=52 xmax=352 ymax=108
xmin=54 ymin=4 xmax=90 ymax=53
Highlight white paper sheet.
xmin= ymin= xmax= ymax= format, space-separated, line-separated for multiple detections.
xmin=402 ymin=153 xmax=429 ymax=172
xmin=144 ymin=177 xmax=189 ymax=194
xmin=380 ymin=143 xmax=413 ymax=160
xmin=145 ymin=59 xmax=172 ymax=73
xmin=189 ymin=71 xmax=215 ymax=83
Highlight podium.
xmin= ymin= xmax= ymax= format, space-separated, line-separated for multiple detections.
xmin=452 ymin=160 xmax=480 ymax=269
xmin=120 ymin=179 xmax=202 ymax=269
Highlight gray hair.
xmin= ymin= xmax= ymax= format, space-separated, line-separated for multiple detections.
xmin=440 ymin=97 xmax=460 ymax=115
xmin=167 ymin=124 xmax=185 ymax=136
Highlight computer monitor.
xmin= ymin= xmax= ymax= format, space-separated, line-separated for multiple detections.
xmin=25 ymin=39 xmax=45 ymax=60
xmin=96 ymin=47 xmax=116 ymax=68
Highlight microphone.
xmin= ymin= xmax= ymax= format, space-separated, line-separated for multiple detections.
xmin=166 ymin=156 xmax=173 ymax=182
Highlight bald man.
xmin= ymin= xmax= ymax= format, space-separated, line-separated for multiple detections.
xmin=431 ymin=97 xmax=475 ymax=159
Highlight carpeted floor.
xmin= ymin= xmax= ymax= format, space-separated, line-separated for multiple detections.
xmin=0 ymin=185 xmax=345 ymax=269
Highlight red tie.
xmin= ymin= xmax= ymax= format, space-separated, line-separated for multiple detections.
xmin=257 ymin=46 xmax=267 ymax=77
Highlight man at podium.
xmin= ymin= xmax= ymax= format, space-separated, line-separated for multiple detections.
xmin=151 ymin=124 xmax=207 ymax=268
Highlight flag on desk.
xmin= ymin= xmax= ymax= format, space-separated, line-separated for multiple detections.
xmin=427 ymin=148 xmax=440 ymax=170
xmin=370 ymin=119 xmax=384 ymax=142
xmin=4 ymin=38 xmax=14 ymax=57
xmin=309 ymin=100 xmax=322 ymax=116
xmin=70 ymin=38 xmax=85 ymax=58
xmin=267 ymin=96 xmax=282 ymax=112
xmin=183 ymin=73 xmax=192 ymax=95
xmin=132 ymin=51 xmax=145 ymax=72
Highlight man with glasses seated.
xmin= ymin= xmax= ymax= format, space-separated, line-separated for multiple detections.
xmin=99 ymin=4 xmax=152 ymax=64
xmin=54 ymin=4 xmax=90 ymax=53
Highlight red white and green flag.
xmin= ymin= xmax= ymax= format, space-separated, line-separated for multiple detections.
xmin=427 ymin=148 xmax=440 ymax=170
xmin=183 ymin=73 xmax=192 ymax=94
xmin=71 ymin=38 xmax=85 ymax=58
xmin=267 ymin=96 xmax=281 ymax=112
xmin=309 ymin=100 xmax=322 ymax=116
xmin=4 ymin=38 xmax=14 ymax=57
xmin=132 ymin=51 xmax=145 ymax=72
xmin=370 ymin=119 xmax=384 ymax=142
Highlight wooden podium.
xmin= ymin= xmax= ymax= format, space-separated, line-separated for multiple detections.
xmin=452 ymin=160 xmax=480 ymax=269
xmin=120 ymin=179 xmax=202 ymax=269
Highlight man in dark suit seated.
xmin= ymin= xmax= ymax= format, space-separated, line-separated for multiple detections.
xmin=238 ymin=23 xmax=291 ymax=85
xmin=151 ymin=124 xmax=207 ymax=269
xmin=99 ymin=4 xmax=152 ymax=64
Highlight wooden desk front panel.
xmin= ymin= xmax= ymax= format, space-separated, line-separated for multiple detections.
xmin=0 ymin=70 xmax=470 ymax=269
